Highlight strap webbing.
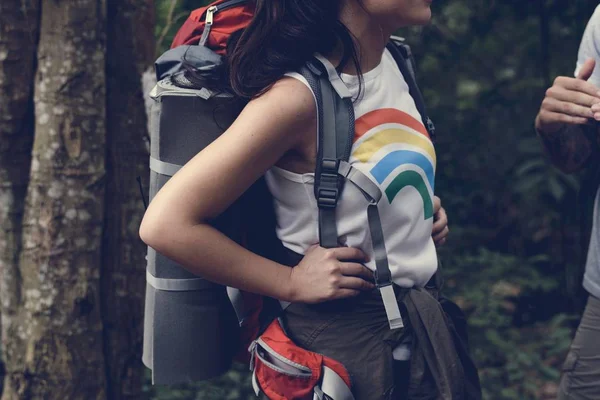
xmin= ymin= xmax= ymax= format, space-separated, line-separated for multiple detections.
xmin=150 ymin=156 xmax=182 ymax=177
xmin=317 ymin=69 xmax=341 ymax=249
xmin=338 ymin=161 xmax=381 ymax=203
xmin=368 ymin=203 xmax=404 ymax=329
xmin=318 ymin=366 xmax=355 ymax=400
xmin=301 ymin=58 xmax=355 ymax=249
xmin=386 ymin=41 xmax=436 ymax=143
xmin=146 ymin=270 xmax=214 ymax=291
xmin=298 ymin=59 xmax=403 ymax=329
xmin=313 ymin=54 xmax=353 ymax=99
xmin=251 ymin=370 xmax=261 ymax=396
xmin=339 ymin=163 xmax=404 ymax=329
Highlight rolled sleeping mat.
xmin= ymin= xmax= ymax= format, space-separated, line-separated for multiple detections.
xmin=142 ymin=78 xmax=243 ymax=384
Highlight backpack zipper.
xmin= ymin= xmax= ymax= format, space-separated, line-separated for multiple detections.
xmin=204 ymin=0 xmax=247 ymax=24
xmin=201 ymin=0 xmax=247 ymax=46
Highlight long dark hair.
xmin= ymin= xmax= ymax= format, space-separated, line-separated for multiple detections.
xmin=226 ymin=0 xmax=363 ymax=99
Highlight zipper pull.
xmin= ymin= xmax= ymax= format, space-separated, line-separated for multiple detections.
xmin=205 ymin=5 xmax=217 ymax=26
xmin=248 ymin=340 xmax=257 ymax=371
xmin=200 ymin=5 xmax=218 ymax=46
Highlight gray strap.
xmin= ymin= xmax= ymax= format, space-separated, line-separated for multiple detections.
xmin=338 ymin=161 xmax=382 ymax=203
xmin=367 ymin=204 xmax=404 ymax=330
xmin=380 ymin=284 xmax=404 ymax=330
xmin=316 ymin=69 xmax=340 ymax=249
xmin=313 ymin=386 xmax=324 ymax=400
xmin=227 ymin=287 xmax=245 ymax=323
xmin=199 ymin=24 xmax=211 ymax=47
xmin=313 ymin=54 xmax=352 ymax=99
xmin=251 ymin=370 xmax=261 ymax=396
xmin=319 ymin=366 xmax=355 ymax=400
xmin=146 ymin=270 xmax=214 ymax=291
xmin=149 ymin=156 xmax=182 ymax=177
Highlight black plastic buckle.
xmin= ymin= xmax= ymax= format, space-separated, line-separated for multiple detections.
xmin=320 ymin=158 xmax=338 ymax=174
xmin=373 ymin=269 xmax=392 ymax=288
xmin=317 ymin=187 xmax=339 ymax=208
xmin=316 ymin=158 xmax=340 ymax=208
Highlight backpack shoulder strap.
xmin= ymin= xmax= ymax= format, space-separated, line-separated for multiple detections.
xmin=297 ymin=57 xmax=404 ymax=330
xmin=386 ymin=37 xmax=437 ymax=144
xmin=299 ymin=58 xmax=355 ymax=249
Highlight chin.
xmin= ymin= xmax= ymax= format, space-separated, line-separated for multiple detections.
xmin=411 ymin=8 xmax=433 ymax=25
xmin=393 ymin=8 xmax=432 ymax=29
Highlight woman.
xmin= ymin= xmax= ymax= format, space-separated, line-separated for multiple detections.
xmin=140 ymin=0 xmax=452 ymax=398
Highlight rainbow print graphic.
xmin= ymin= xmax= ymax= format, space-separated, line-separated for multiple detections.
xmin=352 ymin=108 xmax=436 ymax=219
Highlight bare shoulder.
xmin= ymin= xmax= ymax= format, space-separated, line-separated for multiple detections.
xmin=240 ymin=75 xmax=316 ymax=141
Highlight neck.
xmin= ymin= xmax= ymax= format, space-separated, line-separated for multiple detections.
xmin=334 ymin=1 xmax=391 ymax=76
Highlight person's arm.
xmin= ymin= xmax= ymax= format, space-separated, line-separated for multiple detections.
xmin=535 ymin=61 xmax=599 ymax=174
xmin=535 ymin=8 xmax=600 ymax=174
xmin=535 ymin=118 xmax=596 ymax=174
xmin=139 ymin=77 xmax=374 ymax=304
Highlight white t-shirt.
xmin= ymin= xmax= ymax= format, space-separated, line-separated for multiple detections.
xmin=575 ymin=5 xmax=600 ymax=299
xmin=575 ymin=5 xmax=600 ymax=86
xmin=265 ymin=48 xmax=438 ymax=288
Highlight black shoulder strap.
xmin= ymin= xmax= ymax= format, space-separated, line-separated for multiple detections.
xmin=299 ymin=61 xmax=355 ymax=249
xmin=386 ymin=39 xmax=437 ymax=144
xmin=297 ymin=58 xmax=405 ymax=329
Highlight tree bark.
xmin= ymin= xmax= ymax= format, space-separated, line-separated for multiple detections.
xmin=1 ymin=1 xmax=108 ymax=399
xmin=101 ymin=0 xmax=155 ymax=398
xmin=0 ymin=0 xmax=40 ymax=395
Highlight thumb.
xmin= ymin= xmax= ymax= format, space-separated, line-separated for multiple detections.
xmin=577 ymin=58 xmax=596 ymax=81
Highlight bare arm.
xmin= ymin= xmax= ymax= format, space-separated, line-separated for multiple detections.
xmin=535 ymin=119 xmax=596 ymax=174
xmin=535 ymin=59 xmax=600 ymax=174
xmin=139 ymin=78 xmax=373 ymax=303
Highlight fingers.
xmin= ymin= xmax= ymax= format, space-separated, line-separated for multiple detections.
xmin=330 ymin=288 xmax=362 ymax=300
xmin=576 ymin=58 xmax=596 ymax=81
xmin=330 ymin=246 xmax=369 ymax=262
xmin=555 ymin=76 xmax=600 ymax=98
xmin=433 ymin=226 xmax=449 ymax=244
xmin=537 ymin=109 xmax=589 ymax=126
xmin=547 ymin=85 xmax=600 ymax=108
xmin=539 ymin=66 xmax=600 ymax=131
xmin=339 ymin=262 xmax=374 ymax=282
xmin=432 ymin=207 xmax=448 ymax=235
xmin=433 ymin=196 xmax=441 ymax=214
xmin=542 ymin=97 xmax=595 ymax=120
xmin=337 ymin=276 xmax=376 ymax=291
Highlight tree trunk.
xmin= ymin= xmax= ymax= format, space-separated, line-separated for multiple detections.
xmin=101 ymin=0 xmax=154 ymax=398
xmin=0 ymin=0 xmax=41 ymax=395
xmin=1 ymin=1 xmax=108 ymax=399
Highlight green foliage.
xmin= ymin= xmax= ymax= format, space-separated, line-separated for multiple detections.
xmin=144 ymin=364 xmax=255 ymax=400
xmin=441 ymin=249 xmax=576 ymax=399
xmin=150 ymin=0 xmax=599 ymax=398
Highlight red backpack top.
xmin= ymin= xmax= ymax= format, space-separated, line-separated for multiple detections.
xmin=171 ymin=0 xmax=255 ymax=53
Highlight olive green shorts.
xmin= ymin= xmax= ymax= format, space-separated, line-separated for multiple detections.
xmin=281 ymin=289 xmax=411 ymax=400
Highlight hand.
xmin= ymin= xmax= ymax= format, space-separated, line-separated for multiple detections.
xmin=536 ymin=58 xmax=600 ymax=134
xmin=432 ymin=196 xmax=449 ymax=247
xmin=288 ymin=245 xmax=375 ymax=303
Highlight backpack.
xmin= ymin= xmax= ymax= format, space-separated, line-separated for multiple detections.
xmin=142 ymin=0 xmax=442 ymax=397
